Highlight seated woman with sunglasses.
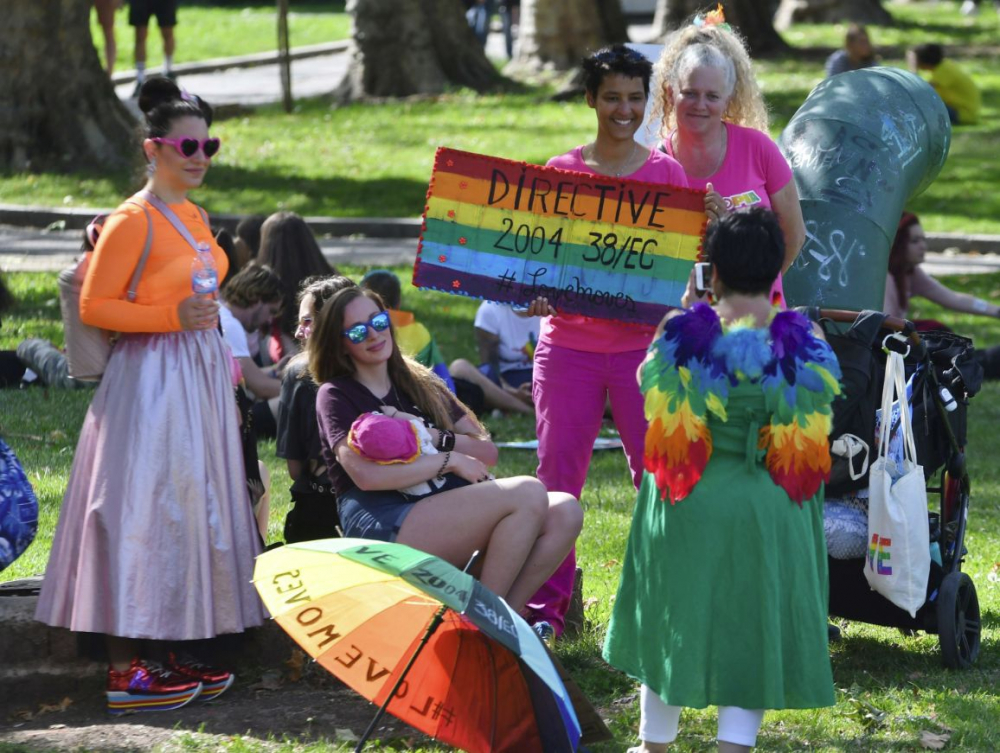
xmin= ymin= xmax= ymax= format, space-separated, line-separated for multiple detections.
xmin=309 ymin=287 xmax=583 ymax=620
xmin=36 ymin=77 xmax=264 ymax=714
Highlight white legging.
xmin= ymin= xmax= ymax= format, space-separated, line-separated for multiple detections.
xmin=640 ymin=685 xmax=766 ymax=747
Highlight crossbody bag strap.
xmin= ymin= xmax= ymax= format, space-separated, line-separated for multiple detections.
xmin=137 ymin=189 xmax=208 ymax=253
xmin=121 ymin=201 xmax=155 ymax=302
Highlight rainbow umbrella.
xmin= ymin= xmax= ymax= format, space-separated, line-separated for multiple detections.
xmin=253 ymin=538 xmax=581 ymax=753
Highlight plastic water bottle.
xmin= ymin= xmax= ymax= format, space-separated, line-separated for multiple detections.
xmin=191 ymin=242 xmax=218 ymax=296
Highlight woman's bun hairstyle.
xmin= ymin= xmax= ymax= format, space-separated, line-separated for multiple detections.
xmin=705 ymin=207 xmax=784 ymax=296
xmin=138 ymin=76 xmax=214 ymax=138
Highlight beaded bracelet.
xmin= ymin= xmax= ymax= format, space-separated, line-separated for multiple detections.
xmin=435 ymin=451 xmax=451 ymax=481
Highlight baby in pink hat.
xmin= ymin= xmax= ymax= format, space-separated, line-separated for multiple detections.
xmin=347 ymin=412 xmax=442 ymax=497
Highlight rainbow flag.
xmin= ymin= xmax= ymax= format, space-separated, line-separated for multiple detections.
xmin=413 ymin=147 xmax=706 ymax=326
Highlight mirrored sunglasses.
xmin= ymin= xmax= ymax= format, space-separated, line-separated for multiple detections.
xmin=152 ymin=136 xmax=221 ymax=158
xmin=343 ymin=311 xmax=391 ymax=344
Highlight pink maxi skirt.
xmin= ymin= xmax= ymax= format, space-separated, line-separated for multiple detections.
xmin=35 ymin=330 xmax=266 ymax=640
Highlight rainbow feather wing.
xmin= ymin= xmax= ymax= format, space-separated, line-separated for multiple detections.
xmin=761 ymin=311 xmax=842 ymax=504
xmin=642 ymin=305 xmax=729 ymax=503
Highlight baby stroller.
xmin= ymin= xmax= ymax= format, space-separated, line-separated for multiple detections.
xmin=802 ymin=308 xmax=983 ymax=669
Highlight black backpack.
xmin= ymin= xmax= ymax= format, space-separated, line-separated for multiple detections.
xmin=799 ymin=308 xmax=888 ymax=498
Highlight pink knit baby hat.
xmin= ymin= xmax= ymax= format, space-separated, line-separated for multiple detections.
xmin=347 ymin=412 xmax=421 ymax=464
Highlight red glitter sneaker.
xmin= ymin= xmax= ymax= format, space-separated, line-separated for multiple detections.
xmin=167 ymin=652 xmax=235 ymax=701
xmin=106 ymin=658 xmax=203 ymax=715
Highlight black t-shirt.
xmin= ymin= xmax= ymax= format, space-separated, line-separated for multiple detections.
xmin=275 ymin=359 xmax=329 ymax=494
xmin=316 ymin=376 xmax=466 ymax=497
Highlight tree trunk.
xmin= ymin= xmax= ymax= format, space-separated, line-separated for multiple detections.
xmin=723 ymin=0 xmax=790 ymax=56
xmin=650 ymin=0 xmax=698 ymax=39
xmin=277 ymin=0 xmax=293 ymax=113
xmin=650 ymin=0 xmax=788 ymax=56
xmin=335 ymin=0 xmax=504 ymax=101
xmin=0 ymin=0 xmax=135 ymax=172
xmin=774 ymin=0 xmax=891 ymax=30
xmin=595 ymin=0 xmax=630 ymax=45
xmin=512 ymin=0 xmax=628 ymax=74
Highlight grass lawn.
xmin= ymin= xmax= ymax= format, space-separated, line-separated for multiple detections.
xmin=2 ymin=1 xmax=998 ymax=235
xmin=89 ymin=0 xmax=350 ymax=73
xmin=2 ymin=265 xmax=999 ymax=751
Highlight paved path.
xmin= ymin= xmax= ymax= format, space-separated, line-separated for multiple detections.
xmin=107 ymin=23 xmax=658 ymax=107
xmin=2 ymin=223 xmax=996 ymax=277
xmin=114 ymin=50 xmax=352 ymax=107
xmin=0 ymin=225 xmax=417 ymax=272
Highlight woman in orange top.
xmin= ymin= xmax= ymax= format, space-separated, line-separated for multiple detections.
xmin=35 ymin=78 xmax=265 ymax=714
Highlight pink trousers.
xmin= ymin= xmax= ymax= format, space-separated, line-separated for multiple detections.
xmin=526 ymin=341 xmax=647 ymax=634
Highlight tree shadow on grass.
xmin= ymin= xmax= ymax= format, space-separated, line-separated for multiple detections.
xmin=831 ymin=629 xmax=997 ymax=682
xmin=9 ymin=286 xmax=61 ymax=316
xmin=192 ymin=0 xmax=346 ymax=12
xmin=892 ymin=16 xmax=996 ymax=45
xmin=980 ymin=606 xmax=1000 ymax=629
xmin=204 ymin=163 xmax=430 ymax=218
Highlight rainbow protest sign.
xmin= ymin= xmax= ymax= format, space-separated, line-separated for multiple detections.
xmin=413 ymin=147 xmax=706 ymax=326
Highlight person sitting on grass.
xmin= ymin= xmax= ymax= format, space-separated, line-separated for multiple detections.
xmin=450 ymin=299 xmax=538 ymax=413
xmin=472 ymin=299 xmax=537 ymax=392
xmin=219 ymin=263 xmax=285 ymax=438
xmin=360 ymin=270 xmax=532 ymax=416
xmin=256 ymin=211 xmax=338 ymax=364
xmin=234 ymin=214 xmax=266 ymax=271
xmin=1 ymin=270 xmax=39 ymax=573
xmin=907 ymin=43 xmax=981 ymax=125
xmin=8 ymin=221 xmax=110 ymax=390
xmin=824 ymin=23 xmax=878 ymax=79
xmin=277 ymin=274 xmax=358 ymax=543
xmin=308 ymin=285 xmax=582 ymax=632
xmin=885 ymin=211 xmax=1000 ymax=378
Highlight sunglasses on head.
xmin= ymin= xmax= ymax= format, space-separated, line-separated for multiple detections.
xmin=152 ymin=136 xmax=221 ymax=158
xmin=343 ymin=311 xmax=391 ymax=344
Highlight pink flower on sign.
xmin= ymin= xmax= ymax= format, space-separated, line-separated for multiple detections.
xmin=447 ymin=210 xmax=456 ymax=218
xmin=446 ymin=159 xmax=455 ymax=167
xmin=438 ymin=255 xmax=447 ymax=263
xmin=459 ymin=237 xmax=467 ymax=245
xmin=452 ymin=280 xmax=461 ymax=289
xmin=459 ymin=181 xmax=468 ymax=189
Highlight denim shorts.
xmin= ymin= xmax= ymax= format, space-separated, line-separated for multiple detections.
xmin=337 ymin=473 xmax=471 ymax=542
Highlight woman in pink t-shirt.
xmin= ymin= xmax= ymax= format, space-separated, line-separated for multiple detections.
xmin=521 ymin=45 xmax=689 ymax=637
xmin=653 ymin=16 xmax=805 ymax=305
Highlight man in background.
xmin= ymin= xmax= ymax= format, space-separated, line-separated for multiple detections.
xmin=825 ymin=24 xmax=878 ymax=79
xmin=130 ymin=0 xmax=180 ymax=96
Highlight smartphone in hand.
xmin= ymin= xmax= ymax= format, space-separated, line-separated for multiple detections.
xmin=694 ymin=262 xmax=712 ymax=295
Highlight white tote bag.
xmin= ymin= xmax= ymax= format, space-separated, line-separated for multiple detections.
xmin=864 ymin=345 xmax=930 ymax=617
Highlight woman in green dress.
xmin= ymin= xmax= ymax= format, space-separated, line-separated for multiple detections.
xmin=603 ymin=207 xmax=840 ymax=752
